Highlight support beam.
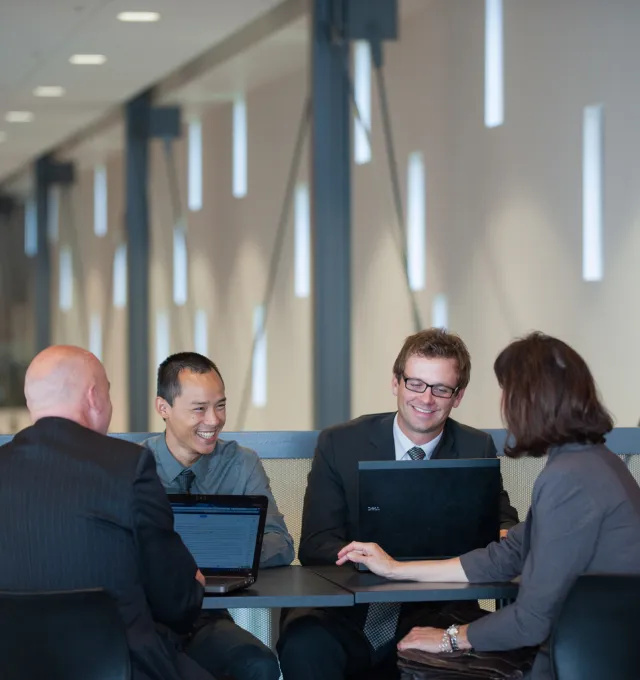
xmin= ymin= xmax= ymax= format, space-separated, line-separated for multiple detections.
xmin=125 ymin=94 xmax=181 ymax=431
xmin=311 ymin=0 xmax=352 ymax=429
xmin=33 ymin=157 xmax=75 ymax=353
xmin=311 ymin=0 xmax=398 ymax=430
xmin=125 ymin=92 xmax=153 ymax=432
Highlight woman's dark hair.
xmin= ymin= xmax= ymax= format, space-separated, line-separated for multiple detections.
xmin=494 ymin=332 xmax=613 ymax=458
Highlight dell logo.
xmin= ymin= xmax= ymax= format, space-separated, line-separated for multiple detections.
xmin=367 ymin=506 xmax=380 ymax=512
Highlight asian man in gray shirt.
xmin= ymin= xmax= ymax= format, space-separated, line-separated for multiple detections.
xmin=144 ymin=352 xmax=294 ymax=680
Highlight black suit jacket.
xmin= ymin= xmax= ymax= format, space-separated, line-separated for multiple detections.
xmin=0 ymin=417 xmax=207 ymax=680
xmin=299 ymin=412 xmax=518 ymax=567
xmin=293 ymin=413 xmax=519 ymax=632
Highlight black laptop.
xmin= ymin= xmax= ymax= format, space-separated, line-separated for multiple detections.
xmin=170 ymin=494 xmax=268 ymax=593
xmin=357 ymin=459 xmax=501 ymax=569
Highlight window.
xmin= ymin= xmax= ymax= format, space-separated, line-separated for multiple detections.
xmin=194 ymin=309 xmax=208 ymax=356
xmin=407 ymin=152 xmax=426 ymax=291
xmin=233 ymin=97 xmax=248 ymax=198
xmin=485 ymin=0 xmax=504 ymax=128
xmin=24 ymin=198 xmax=37 ymax=257
xmin=583 ymin=105 xmax=604 ymax=282
xmin=188 ymin=119 xmax=202 ymax=212
xmin=173 ymin=224 xmax=188 ymax=306
xmin=431 ymin=294 xmax=448 ymax=329
xmin=354 ymin=41 xmax=372 ymax=164
xmin=155 ymin=311 xmax=170 ymax=367
xmin=294 ymin=182 xmax=311 ymax=298
xmin=59 ymin=246 xmax=73 ymax=311
xmin=252 ymin=305 xmax=267 ymax=408
xmin=89 ymin=312 xmax=102 ymax=360
xmin=113 ymin=243 xmax=127 ymax=308
xmin=94 ymin=164 xmax=108 ymax=236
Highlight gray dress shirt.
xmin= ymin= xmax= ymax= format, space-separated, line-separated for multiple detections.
xmin=143 ymin=434 xmax=295 ymax=568
xmin=460 ymin=442 xmax=640 ymax=680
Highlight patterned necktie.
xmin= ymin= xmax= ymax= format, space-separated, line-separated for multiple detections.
xmin=364 ymin=602 xmax=401 ymax=651
xmin=177 ymin=468 xmax=196 ymax=494
xmin=407 ymin=446 xmax=426 ymax=460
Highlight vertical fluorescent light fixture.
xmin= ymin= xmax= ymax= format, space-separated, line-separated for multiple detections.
xmin=354 ymin=40 xmax=372 ymax=164
xmin=294 ymin=182 xmax=311 ymax=298
xmin=94 ymin=164 xmax=108 ymax=236
xmin=233 ymin=97 xmax=248 ymax=198
xmin=48 ymin=186 xmax=59 ymax=243
xmin=583 ymin=104 xmax=604 ymax=281
xmin=173 ymin=222 xmax=188 ymax=306
xmin=59 ymin=246 xmax=73 ymax=311
xmin=194 ymin=310 xmax=208 ymax=356
xmin=89 ymin=313 xmax=103 ymax=361
xmin=252 ymin=305 xmax=267 ymax=408
xmin=407 ymin=152 xmax=426 ymax=291
xmin=431 ymin=294 xmax=448 ymax=329
xmin=188 ymin=119 xmax=202 ymax=211
xmin=113 ymin=243 xmax=127 ymax=308
xmin=155 ymin=311 xmax=170 ymax=368
xmin=485 ymin=0 xmax=504 ymax=128
xmin=24 ymin=198 xmax=37 ymax=257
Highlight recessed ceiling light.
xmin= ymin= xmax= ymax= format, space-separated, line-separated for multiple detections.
xmin=70 ymin=54 xmax=107 ymax=65
xmin=34 ymin=86 xmax=66 ymax=97
xmin=5 ymin=111 xmax=34 ymax=123
xmin=117 ymin=11 xmax=160 ymax=22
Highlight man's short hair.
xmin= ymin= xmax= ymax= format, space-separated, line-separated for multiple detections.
xmin=157 ymin=352 xmax=224 ymax=406
xmin=392 ymin=328 xmax=471 ymax=390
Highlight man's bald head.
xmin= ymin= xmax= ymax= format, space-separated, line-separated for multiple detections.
xmin=25 ymin=346 xmax=113 ymax=434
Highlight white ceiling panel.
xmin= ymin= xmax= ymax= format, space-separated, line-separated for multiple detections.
xmin=0 ymin=0 xmax=284 ymax=182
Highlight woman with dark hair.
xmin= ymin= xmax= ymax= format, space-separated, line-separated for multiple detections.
xmin=337 ymin=332 xmax=640 ymax=679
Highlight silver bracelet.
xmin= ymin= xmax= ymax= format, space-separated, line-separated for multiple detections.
xmin=446 ymin=624 xmax=460 ymax=652
xmin=438 ymin=629 xmax=453 ymax=653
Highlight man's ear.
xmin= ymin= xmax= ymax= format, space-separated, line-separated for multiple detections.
xmin=155 ymin=396 xmax=170 ymax=421
xmin=391 ymin=373 xmax=400 ymax=397
xmin=87 ymin=384 xmax=100 ymax=412
xmin=452 ymin=387 xmax=466 ymax=409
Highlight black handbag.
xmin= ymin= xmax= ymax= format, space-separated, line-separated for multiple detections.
xmin=398 ymin=646 xmax=537 ymax=680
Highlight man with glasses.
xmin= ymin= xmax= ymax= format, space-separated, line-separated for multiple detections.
xmin=278 ymin=328 xmax=518 ymax=680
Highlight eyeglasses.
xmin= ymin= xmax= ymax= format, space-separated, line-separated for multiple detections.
xmin=401 ymin=375 xmax=459 ymax=399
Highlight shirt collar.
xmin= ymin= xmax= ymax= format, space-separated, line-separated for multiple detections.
xmin=151 ymin=432 xmax=213 ymax=483
xmin=392 ymin=412 xmax=443 ymax=459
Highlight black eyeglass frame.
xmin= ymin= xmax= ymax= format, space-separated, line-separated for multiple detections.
xmin=401 ymin=374 xmax=460 ymax=399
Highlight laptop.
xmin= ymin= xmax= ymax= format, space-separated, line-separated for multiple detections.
xmin=170 ymin=494 xmax=268 ymax=593
xmin=356 ymin=459 xmax=501 ymax=570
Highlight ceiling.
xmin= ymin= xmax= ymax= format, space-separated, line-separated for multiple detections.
xmin=0 ymin=0 xmax=286 ymax=184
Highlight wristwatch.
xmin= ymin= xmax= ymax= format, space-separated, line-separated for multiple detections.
xmin=446 ymin=624 xmax=460 ymax=651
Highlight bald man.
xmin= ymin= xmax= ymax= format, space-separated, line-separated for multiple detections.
xmin=0 ymin=346 xmax=215 ymax=680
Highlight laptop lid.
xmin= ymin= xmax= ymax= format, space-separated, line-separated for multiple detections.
xmin=170 ymin=494 xmax=268 ymax=578
xmin=357 ymin=459 xmax=501 ymax=560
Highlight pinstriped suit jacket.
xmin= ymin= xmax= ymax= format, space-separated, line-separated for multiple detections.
xmin=0 ymin=417 xmax=207 ymax=680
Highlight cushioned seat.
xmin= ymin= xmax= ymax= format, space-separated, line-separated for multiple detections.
xmin=551 ymin=574 xmax=640 ymax=680
xmin=0 ymin=588 xmax=130 ymax=680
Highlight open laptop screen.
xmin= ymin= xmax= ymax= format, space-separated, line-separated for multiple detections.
xmin=170 ymin=494 xmax=268 ymax=575
xmin=358 ymin=459 xmax=501 ymax=560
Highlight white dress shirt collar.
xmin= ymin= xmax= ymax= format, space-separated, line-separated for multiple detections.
xmin=392 ymin=412 xmax=443 ymax=461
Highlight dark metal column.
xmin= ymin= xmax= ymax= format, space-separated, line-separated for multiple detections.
xmin=311 ymin=0 xmax=352 ymax=430
xmin=34 ymin=157 xmax=52 ymax=352
xmin=125 ymin=93 xmax=181 ymax=431
xmin=125 ymin=91 xmax=152 ymax=432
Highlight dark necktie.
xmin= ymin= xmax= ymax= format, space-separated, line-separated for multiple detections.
xmin=177 ymin=468 xmax=196 ymax=494
xmin=364 ymin=602 xmax=401 ymax=651
xmin=407 ymin=446 xmax=426 ymax=460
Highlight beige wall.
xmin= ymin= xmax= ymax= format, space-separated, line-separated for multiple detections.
xmin=8 ymin=0 xmax=640 ymax=434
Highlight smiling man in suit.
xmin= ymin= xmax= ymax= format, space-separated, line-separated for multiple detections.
xmin=278 ymin=328 xmax=519 ymax=680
